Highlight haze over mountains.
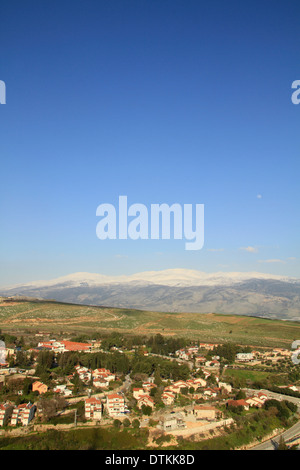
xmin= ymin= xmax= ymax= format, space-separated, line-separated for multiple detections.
xmin=1 ymin=269 xmax=300 ymax=321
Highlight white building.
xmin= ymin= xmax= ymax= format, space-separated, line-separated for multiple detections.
xmin=159 ymin=412 xmax=186 ymax=432
xmin=106 ymin=393 xmax=127 ymax=417
xmin=236 ymin=353 xmax=254 ymax=362
xmin=10 ymin=402 xmax=36 ymax=426
xmin=85 ymin=397 xmax=103 ymax=420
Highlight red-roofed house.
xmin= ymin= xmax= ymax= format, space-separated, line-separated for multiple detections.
xmin=133 ymin=388 xmax=145 ymax=400
xmin=227 ymin=399 xmax=249 ymax=411
xmin=162 ymin=391 xmax=176 ymax=405
xmin=106 ymin=394 xmax=126 ymax=416
xmin=32 ymin=381 xmax=48 ymax=395
xmin=38 ymin=340 xmax=91 ymax=353
xmin=85 ymin=397 xmax=103 ymax=420
xmin=137 ymin=395 xmax=155 ymax=410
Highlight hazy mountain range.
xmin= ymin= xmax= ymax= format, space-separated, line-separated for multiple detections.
xmin=1 ymin=269 xmax=300 ymax=321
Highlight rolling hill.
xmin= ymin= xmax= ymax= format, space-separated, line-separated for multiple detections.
xmin=0 ymin=298 xmax=299 ymax=348
xmin=1 ymin=269 xmax=300 ymax=321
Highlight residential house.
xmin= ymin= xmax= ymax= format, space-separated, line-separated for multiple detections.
xmin=137 ymin=395 xmax=155 ymax=410
xmin=32 ymin=381 xmax=48 ymax=395
xmin=142 ymin=382 xmax=157 ymax=392
xmin=159 ymin=412 xmax=186 ymax=432
xmin=85 ymin=397 xmax=103 ymax=420
xmin=195 ymin=356 xmax=206 ymax=366
xmin=53 ymin=384 xmax=72 ymax=397
xmin=74 ymin=365 xmax=92 ymax=382
xmin=193 ymin=405 xmax=217 ymax=421
xmin=218 ymin=382 xmax=232 ymax=394
xmin=205 ymin=360 xmax=220 ymax=368
xmin=245 ymin=396 xmax=265 ymax=408
xmin=227 ymin=399 xmax=249 ymax=411
xmin=93 ymin=377 xmax=109 ymax=388
xmin=38 ymin=340 xmax=92 ymax=354
xmin=199 ymin=343 xmax=217 ymax=351
xmin=203 ymin=388 xmax=218 ymax=398
xmin=162 ymin=391 xmax=176 ymax=406
xmin=133 ymin=388 xmax=145 ymax=400
xmin=92 ymin=369 xmax=115 ymax=388
xmin=186 ymin=377 xmax=207 ymax=389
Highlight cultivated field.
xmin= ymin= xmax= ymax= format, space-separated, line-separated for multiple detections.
xmin=0 ymin=299 xmax=299 ymax=347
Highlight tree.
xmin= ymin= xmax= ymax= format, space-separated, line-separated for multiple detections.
xmin=277 ymin=436 xmax=288 ymax=450
xmin=123 ymin=418 xmax=130 ymax=427
xmin=113 ymin=419 xmax=122 ymax=429
xmin=235 ymin=390 xmax=246 ymax=400
xmin=38 ymin=396 xmax=66 ymax=422
xmin=141 ymin=405 xmax=152 ymax=416
xmin=22 ymin=378 xmax=32 ymax=395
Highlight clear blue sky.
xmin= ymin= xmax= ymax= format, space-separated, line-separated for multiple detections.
xmin=0 ymin=0 xmax=300 ymax=285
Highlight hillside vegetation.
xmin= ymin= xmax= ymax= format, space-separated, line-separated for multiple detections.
xmin=0 ymin=299 xmax=299 ymax=348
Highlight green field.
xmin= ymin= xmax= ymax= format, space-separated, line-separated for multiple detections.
xmin=224 ymin=368 xmax=273 ymax=382
xmin=0 ymin=299 xmax=299 ymax=347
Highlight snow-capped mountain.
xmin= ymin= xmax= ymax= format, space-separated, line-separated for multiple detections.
xmin=1 ymin=269 xmax=300 ymax=321
xmin=1 ymin=269 xmax=297 ymax=289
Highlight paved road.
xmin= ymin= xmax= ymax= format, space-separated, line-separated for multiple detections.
xmin=250 ymin=420 xmax=300 ymax=450
xmin=243 ymin=388 xmax=300 ymax=450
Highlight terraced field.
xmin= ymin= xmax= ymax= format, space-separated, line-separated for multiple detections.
xmin=0 ymin=299 xmax=299 ymax=347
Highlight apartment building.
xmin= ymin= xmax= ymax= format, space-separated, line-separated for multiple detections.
xmin=10 ymin=402 xmax=36 ymax=426
xmin=85 ymin=397 xmax=103 ymax=420
xmin=106 ymin=393 xmax=127 ymax=417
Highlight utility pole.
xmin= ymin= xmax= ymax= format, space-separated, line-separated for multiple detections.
xmin=74 ymin=409 xmax=77 ymax=427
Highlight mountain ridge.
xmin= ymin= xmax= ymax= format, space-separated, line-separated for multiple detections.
xmin=1 ymin=268 xmax=298 ymax=289
xmin=1 ymin=269 xmax=299 ymax=321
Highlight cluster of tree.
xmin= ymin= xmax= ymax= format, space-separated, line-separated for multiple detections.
xmin=100 ymin=332 xmax=189 ymax=356
xmin=8 ymin=350 xmax=34 ymax=368
xmin=35 ymin=350 xmax=56 ymax=376
xmin=113 ymin=418 xmax=140 ymax=429
xmin=31 ymin=347 xmax=190 ymax=389
xmin=38 ymin=396 xmax=68 ymax=422
xmin=79 ymin=351 xmax=130 ymax=375
xmin=0 ymin=329 xmax=17 ymax=345
xmin=145 ymin=334 xmax=187 ymax=356
xmin=211 ymin=342 xmax=240 ymax=363
xmin=288 ymin=368 xmax=300 ymax=383
xmin=130 ymin=355 xmax=190 ymax=381
xmin=264 ymin=399 xmax=297 ymax=421
xmin=101 ymin=332 xmax=124 ymax=351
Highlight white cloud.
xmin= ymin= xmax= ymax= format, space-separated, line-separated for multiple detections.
xmin=257 ymin=194 xmax=262 ymax=199
xmin=240 ymin=246 xmax=258 ymax=253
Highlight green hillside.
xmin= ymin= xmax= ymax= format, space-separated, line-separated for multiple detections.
xmin=0 ymin=298 xmax=299 ymax=347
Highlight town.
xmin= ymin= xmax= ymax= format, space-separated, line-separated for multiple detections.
xmin=0 ymin=328 xmax=300 ymax=450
